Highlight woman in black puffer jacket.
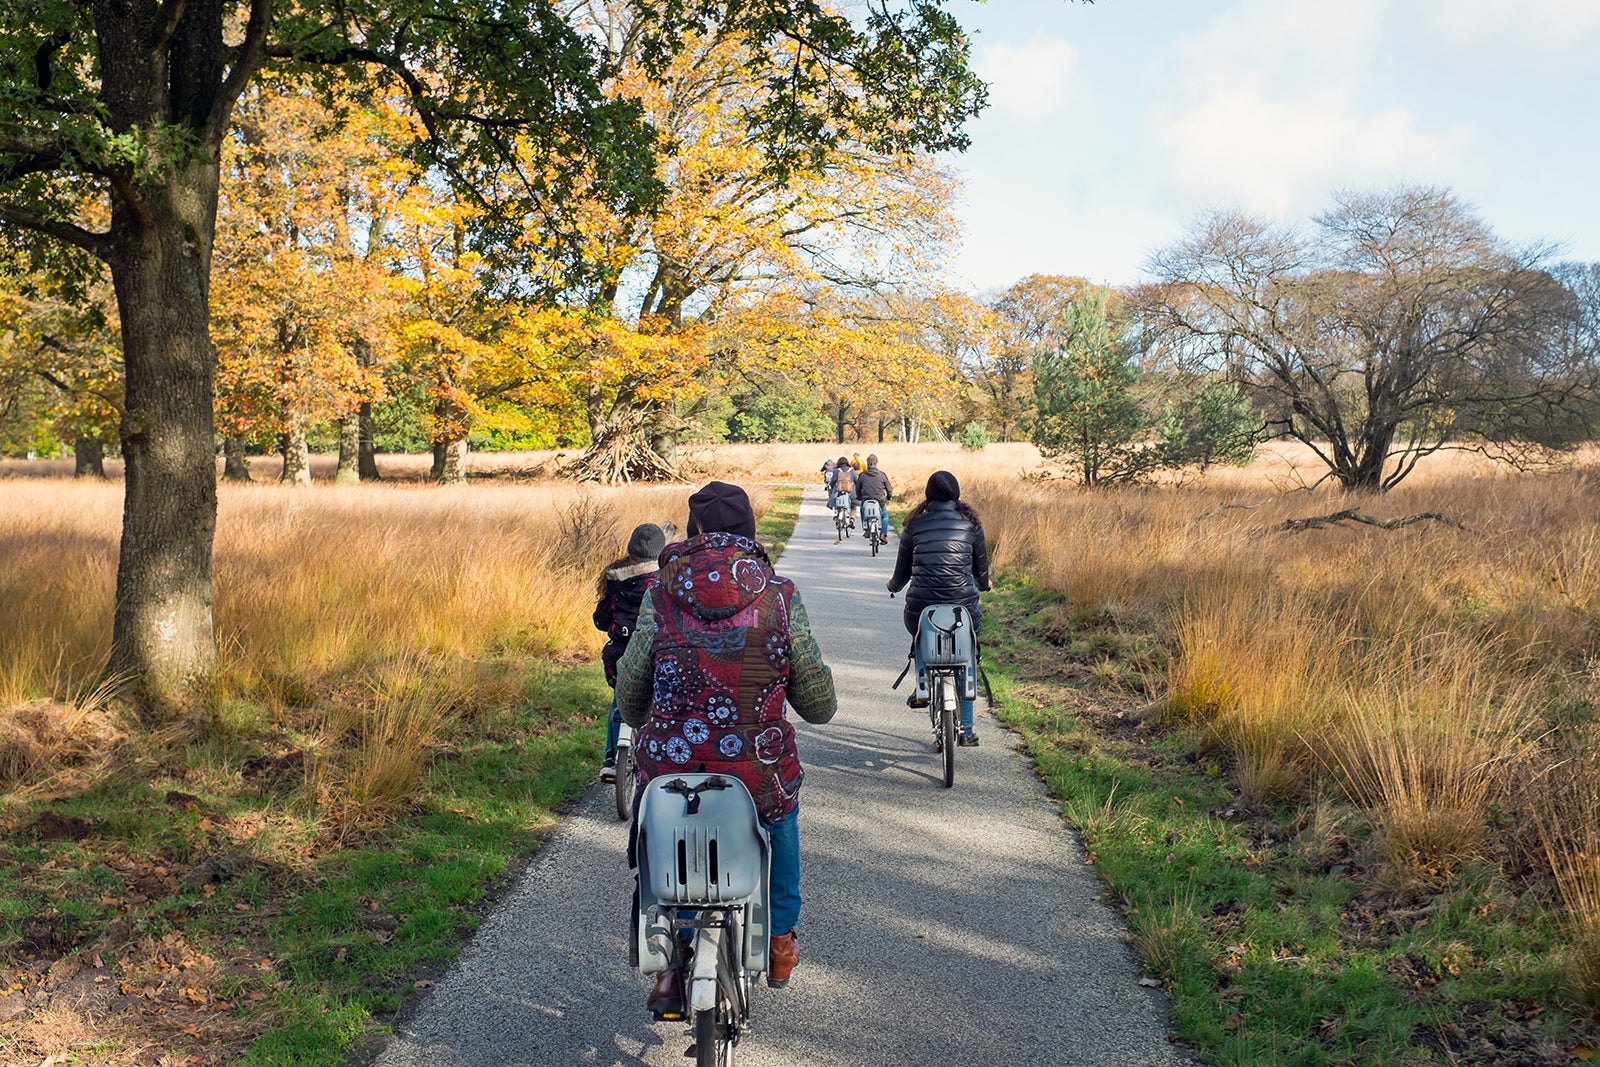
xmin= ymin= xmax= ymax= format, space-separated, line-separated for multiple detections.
xmin=886 ymin=471 xmax=992 ymax=745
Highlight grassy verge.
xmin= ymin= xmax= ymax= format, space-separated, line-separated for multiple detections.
xmin=1 ymin=661 xmax=608 ymax=1067
xmin=980 ymin=579 xmax=1600 ymax=1067
xmin=758 ymin=484 xmax=802 ymax=561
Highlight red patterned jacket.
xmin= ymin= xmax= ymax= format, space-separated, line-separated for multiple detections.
xmin=616 ymin=532 xmax=836 ymax=820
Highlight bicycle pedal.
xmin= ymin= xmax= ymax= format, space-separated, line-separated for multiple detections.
xmin=655 ymin=1009 xmax=685 ymax=1022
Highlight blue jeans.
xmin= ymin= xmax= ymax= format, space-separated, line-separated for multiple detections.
xmin=863 ymin=500 xmax=888 ymax=537
xmin=766 ymin=805 xmax=801 ymax=936
xmin=604 ymin=697 xmax=622 ymax=762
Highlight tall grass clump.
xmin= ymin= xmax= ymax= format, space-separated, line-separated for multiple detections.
xmin=1331 ymin=641 xmax=1534 ymax=886
xmin=318 ymin=655 xmax=449 ymax=824
xmin=1523 ymin=728 xmax=1600 ymax=1003
xmin=1166 ymin=587 xmax=1346 ymax=806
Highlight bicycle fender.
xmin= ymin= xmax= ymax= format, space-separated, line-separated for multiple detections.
xmin=690 ymin=926 xmax=723 ymax=1011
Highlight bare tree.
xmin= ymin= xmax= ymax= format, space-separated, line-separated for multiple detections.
xmin=1136 ymin=186 xmax=1594 ymax=491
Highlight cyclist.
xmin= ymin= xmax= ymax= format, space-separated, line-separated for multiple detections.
xmin=615 ymin=481 xmax=837 ymax=1009
xmin=853 ymin=454 xmax=892 ymax=542
xmin=849 ymin=452 xmax=866 ymax=475
xmin=592 ymin=523 xmax=666 ymax=781
xmin=885 ymin=471 xmax=991 ymax=747
xmin=830 ymin=456 xmax=856 ymax=544
xmin=821 ymin=456 xmax=838 ymax=510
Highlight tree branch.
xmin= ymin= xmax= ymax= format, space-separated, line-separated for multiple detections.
xmin=207 ymin=0 xmax=273 ymax=144
xmin=0 ymin=201 xmax=111 ymax=259
xmin=1268 ymin=509 xmax=1467 ymax=534
xmin=148 ymin=0 xmax=188 ymax=53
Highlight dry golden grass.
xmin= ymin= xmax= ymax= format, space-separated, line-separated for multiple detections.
xmin=974 ymin=446 xmax=1600 ymax=900
xmin=1331 ymin=648 xmax=1535 ymax=887
xmin=1523 ymin=730 xmax=1600 ymax=1004
xmin=1168 ymin=587 xmax=1347 ymax=807
xmin=0 ymin=477 xmax=714 ymax=812
xmin=5 ymin=442 xmax=1599 ymax=903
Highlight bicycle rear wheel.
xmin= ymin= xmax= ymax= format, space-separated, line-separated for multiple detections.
xmin=692 ymin=925 xmax=741 ymax=1067
xmin=937 ymin=675 xmax=955 ymax=788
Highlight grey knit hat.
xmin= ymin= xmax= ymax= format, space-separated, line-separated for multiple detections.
xmin=627 ymin=523 xmax=667 ymax=561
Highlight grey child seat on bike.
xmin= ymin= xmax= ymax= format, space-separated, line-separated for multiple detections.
xmin=634 ymin=773 xmax=772 ymax=974
xmin=915 ymin=604 xmax=979 ymax=702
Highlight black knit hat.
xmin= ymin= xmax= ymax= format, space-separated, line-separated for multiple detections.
xmin=627 ymin=523 xmax=666 ymax=561
xmin=926 ymin=470 xmax=960 ymax=502
xmin=686 ymin=481 xmax=757 ymax=540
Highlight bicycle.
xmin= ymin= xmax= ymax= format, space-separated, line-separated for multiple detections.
xmin=833 ymin=491 xmax=853 ymax=541
xmin=613 ymin=722 xmax=636 ymax=821
xmin=905 ymin=604 xmax=979 ymax=789
xmin=860 ymin=498 xmax=884 ymax=556
xmin=633 ymin=772 xmax=771 ymax=1066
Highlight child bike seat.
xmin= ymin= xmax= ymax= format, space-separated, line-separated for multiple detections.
xmin=635 ymin=773 xmax=768 ymax=906
xmin=916 ymin=604 xmax=979 ymax=701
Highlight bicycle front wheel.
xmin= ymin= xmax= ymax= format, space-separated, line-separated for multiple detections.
xmin=613 ymin=743 xmax=634 ymax=821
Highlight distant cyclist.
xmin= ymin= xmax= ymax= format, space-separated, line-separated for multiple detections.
xmin=885 ymin=471 xmax=991 ymax=747
xmin=821 ymin=456 xmax=838 ymax=510
xmin=830 ymin=456 xmax=856 ymax=543
xmin=853 ymin=454 xmax=892 ymax=541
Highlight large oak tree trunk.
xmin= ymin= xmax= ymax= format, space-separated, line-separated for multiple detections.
xmin=280 ymin=425 xmax=311 ymax=485
xmin=433 ymin=434 xmax=468 ymax=483
xmin=358 ymin=402 xmax=380 ymax=481
xmin=74 ymin=438 xmax=106 ymax=478
xmin=222 ymin=438 xmax=252 ymax=482
xmin=334 ymin=411 xmax=360 ymax=484
xmin=105 ymin=164 xmax=221 ymax=711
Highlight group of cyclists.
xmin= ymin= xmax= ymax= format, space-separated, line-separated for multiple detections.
xmin=590 ymin=465 xmax=990 ymax=1017
xmin=822 ymin=452 xmax=892 ymax=544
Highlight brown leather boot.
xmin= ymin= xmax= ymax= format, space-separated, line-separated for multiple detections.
xmin=646 ymin=967 xmax=684 ymax=1016
xmin=767 ymin=930 xmax=799 ymax=988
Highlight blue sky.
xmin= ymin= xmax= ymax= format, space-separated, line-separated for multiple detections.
xmin=941 ymin=0 xmax=1600 ymax=293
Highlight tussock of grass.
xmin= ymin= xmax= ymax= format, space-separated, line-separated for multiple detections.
xmin=1525 ymin=729 xmax=1600 ymax=1004
xmin=1332 ymin=649 xmax=1533 ymax=888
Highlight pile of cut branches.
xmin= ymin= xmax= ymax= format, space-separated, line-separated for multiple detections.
xmin=569 ymin=412 xmax=678 ymax=484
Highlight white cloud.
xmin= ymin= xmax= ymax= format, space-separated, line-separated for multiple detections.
xmin=974 ymin=36 xmax=1079 ymax=121
xmin=1416 ymin=0 xmax=1600 ymax=51
xmin=1152 ymin=0 xmax=1471 ymax=215
xmin=1159 ymin=89 xmax=1470 ymax=213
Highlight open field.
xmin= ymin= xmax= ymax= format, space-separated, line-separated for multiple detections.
xmin=0 ymin=439 xmax=1050 ymax=488
xmin=3 ymin=442 xmax=1600 ymax=1064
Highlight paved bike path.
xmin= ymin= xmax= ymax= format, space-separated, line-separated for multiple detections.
xmin=373 ymin=487 xmax=1192 ymax=1067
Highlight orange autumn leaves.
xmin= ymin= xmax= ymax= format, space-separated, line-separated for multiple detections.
xmin=206 ymin=12 xmax=964 ymax=465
